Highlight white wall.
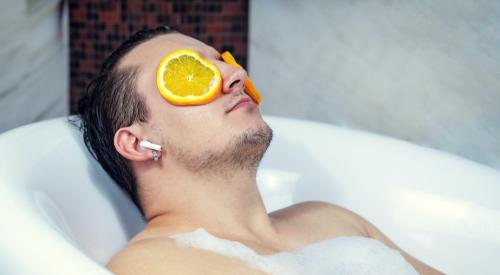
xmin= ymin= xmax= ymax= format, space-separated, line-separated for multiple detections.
xmin=249 ymin=0 xmax=500 ymax=170
xmin=0 ymin=0 xmax=69 ymax=133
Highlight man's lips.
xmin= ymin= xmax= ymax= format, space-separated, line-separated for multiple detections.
xmin=226 ymin=97 xmax=255 ymax=113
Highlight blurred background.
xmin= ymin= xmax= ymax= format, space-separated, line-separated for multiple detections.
xmin=0 ymin=0 xmax=499 ymax=170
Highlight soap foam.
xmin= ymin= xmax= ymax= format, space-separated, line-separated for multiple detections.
xmin=171 ymin=228 xmax=418 ymax=275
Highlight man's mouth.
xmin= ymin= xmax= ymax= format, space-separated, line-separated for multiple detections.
xmin=226 ymin=97 xmax=256 ymax=113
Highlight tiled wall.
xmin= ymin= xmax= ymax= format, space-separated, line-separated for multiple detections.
xmin=69 ymin=0 xmax=248 ymax=113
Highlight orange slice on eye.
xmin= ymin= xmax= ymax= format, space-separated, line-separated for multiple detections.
xmin=156 ymin=49 xmax=222 ymax=105
xmin=221 ymin=51 xmax=262 ymax=105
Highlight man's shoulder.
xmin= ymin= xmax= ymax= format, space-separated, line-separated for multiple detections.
xmin=270 ymin=201 xmax=370 ymax=243
xmin=106 ymin=238 xmax=177 ymax=274
xmin=106 ymin=237 xmax=266 ymax=275
xmin=271 ymin=200 xmax=359 ymax=218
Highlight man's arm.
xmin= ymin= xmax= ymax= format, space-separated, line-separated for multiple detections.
xmin=106 ymin=238 xmax=267 ymax=275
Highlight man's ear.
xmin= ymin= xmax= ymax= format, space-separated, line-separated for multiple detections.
xmin=114 ymin=126 xmax=152 ymax=161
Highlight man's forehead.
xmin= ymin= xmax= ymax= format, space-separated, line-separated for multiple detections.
xmin=118 ymin=33 xmax=216 ymax=69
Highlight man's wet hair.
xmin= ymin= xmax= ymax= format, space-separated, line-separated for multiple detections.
xmin=74 ymin=26 xmax=177 ymax=216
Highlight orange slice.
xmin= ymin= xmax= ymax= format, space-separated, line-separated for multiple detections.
xmin=221 ymin=51 xmax=262 ymax=105
xmin=156 ymin=49 xmax=222 ymax=105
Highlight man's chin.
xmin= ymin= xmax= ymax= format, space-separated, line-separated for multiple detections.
xmin=235 ymin=122 xmax=273 ymax=148
xmin=224 ymin=122 xmax=273 ymax=171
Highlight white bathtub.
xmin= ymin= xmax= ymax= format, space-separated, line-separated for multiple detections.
xmin=0 ymin=115 xmax=499 ymax=274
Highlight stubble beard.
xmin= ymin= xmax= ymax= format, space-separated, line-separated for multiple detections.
xmin=169 ymin=122 xmax=273 ymax=177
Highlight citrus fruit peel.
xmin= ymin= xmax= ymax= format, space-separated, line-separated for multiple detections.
xmin=221 ymin=51 xmax=262 ymax=105
xmin=156 ymin=49 xmax=222 ymax=106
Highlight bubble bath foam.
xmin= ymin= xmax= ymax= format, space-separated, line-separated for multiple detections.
xmin=170 ymin=228 xmax=418 ymax=275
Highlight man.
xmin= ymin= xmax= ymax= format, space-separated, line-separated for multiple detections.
xmin=78 ymin=26 xmax=443 ymax=274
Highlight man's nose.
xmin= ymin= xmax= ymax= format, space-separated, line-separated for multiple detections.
xmin=220 ymin=66 xmax=246 ymax=95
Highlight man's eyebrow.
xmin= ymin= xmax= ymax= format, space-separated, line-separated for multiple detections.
xmin=196 ymin=48 xmax=219 ymax=59
xmin=212 ymin=52 xmax=222 ymax=60
xmin=206 ymin=47 xmax=221 ymax=59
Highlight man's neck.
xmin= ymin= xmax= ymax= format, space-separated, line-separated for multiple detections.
xmin=139 ymin=164 xmax=281 ymax=246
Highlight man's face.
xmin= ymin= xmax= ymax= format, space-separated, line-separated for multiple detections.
xmin=119 ymin=33 xmax=272 ymax=172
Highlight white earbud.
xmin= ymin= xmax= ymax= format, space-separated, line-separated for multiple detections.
xmin=139 ymin=140 xmax=162 ymax=151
